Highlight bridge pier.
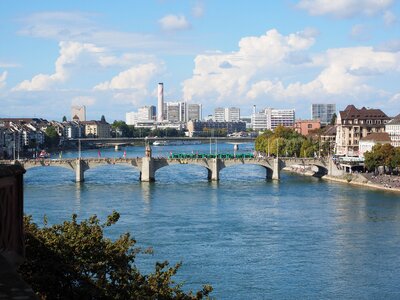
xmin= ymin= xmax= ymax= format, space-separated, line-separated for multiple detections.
xmin=210 ymin=158 xmax=221 ymax=181
xmin=272 ymin=158 xmax=280 ymax=180
xmin=75 ymin=159 xmax=84 ymax=182
xmin=140 ymin=157 xmax=155 ymax=182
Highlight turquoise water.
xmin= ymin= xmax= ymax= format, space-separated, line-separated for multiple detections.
xmin=24 ymin=143 xmax=400 ymax=299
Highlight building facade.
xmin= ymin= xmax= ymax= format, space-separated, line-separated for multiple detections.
xmin=71 ymin=105 xmax=86 ymax=122
xmin=294 ymin=120 xmax=321 ymax=136
xmin=187 ymin=103 xmax=202 ymax=121
xmin=359 ymin=132 xmax=391 ymax=158
xmin=335 ymin=105 xmax=390 ymax=156
xmin=385 ymin=114 xmax=400 ymax=147
xmin=187 ymin=120 xmax=246 ymax=137
xmin=83 ymin=121 xmax=111 ymax=138
xmin=311 ymin=104 xmax=336 ymax=126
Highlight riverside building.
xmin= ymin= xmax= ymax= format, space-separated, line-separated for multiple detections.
xmin=335 ymin=105 xmax=390 ymax=156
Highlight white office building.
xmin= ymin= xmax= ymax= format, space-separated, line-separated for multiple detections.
xmin=214 ymin=107 xmax=240 ymax=122
xmin=126 ymin=106 xmax=156 ymax=126
xmin=187 ymin=103 xmax=202 ymax=121
xmin=251 ymin=107 xmax=295 ymax=131
xmin=385 ymin=114 xmax=400 ymax=147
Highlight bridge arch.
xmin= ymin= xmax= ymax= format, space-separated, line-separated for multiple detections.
xmin=153 ymin=158 xmax=213 ymax=181
xmin=154 ymin=163 xmax=211 ymax=182
xmin=219 ymin=163 xmax=274 ymax=181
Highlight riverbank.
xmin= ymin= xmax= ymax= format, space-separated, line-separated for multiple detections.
xmin=322 ymin=173 xmax=400 ymax=193
xmin=286 ymin=165 xmax=400 ymax=193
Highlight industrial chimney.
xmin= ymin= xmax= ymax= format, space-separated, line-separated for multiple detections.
xmin=157 ymin=83 xmax=164 ymax=122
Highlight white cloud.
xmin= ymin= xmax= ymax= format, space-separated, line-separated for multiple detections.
xmin=297 ymin=0 xmax=393 ymax=18
xmin=18 ymin=12 xmax=198 ymax=54
xmin=0 ymin=62 xmax=20 ymax=68
xmin=72 ymin=96 xmax=96 ymax=106
xmin=247 ymin=46 xmax=400 ymax=101
xmin=158 ymin=14 xmax=191 ymax=31
xmin=94 ymin=63 xmax=161 ymax=90
xmin=12 ymin=41 xmax=156 ymax=91
xmin=192 ymin=1 xmax=205 ymax=18
xmin=182 ymin=28 xmax=400 ymax=111
xmin=384 ymin=10 xmax=397 ymax=26
xmin=0 ymin=71 xmax=7 ymax=89
xmin=13 ymin=41 xmax=106 ymax=91
xmin=182 ymin=29 xmax=316 ymax=102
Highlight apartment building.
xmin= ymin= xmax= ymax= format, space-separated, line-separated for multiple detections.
xmin=335 ymin=105 xmax=390 ymax=156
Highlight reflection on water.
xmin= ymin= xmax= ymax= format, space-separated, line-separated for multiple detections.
xmin=23 ymin=145 xmax=400 ymax=299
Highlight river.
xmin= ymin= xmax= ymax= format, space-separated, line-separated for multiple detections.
xmin=23 ymin=142 xmax=400 ymax=299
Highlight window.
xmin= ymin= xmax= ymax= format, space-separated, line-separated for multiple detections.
xmin=308 ymin=124 xmax=312 ymax=128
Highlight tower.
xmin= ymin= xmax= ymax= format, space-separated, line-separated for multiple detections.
xmin=157 ymin=83 xmax=164 ymax=122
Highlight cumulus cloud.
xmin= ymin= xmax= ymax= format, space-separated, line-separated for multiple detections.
xmin=18 ymin=11 xmax=196 ymax=54
xmin=182 ymin=28 xmax=400 ymax=110
xmin=94 ymin=63 xmax=161 ymax=90
xmin=158 ymin=14 xmax=191 ymax=31
xmin=12 ymin=40 xmax=157 ymax=91
xmin=247 ymin=46 xmax=400 ymax=101
xmin=182 ymin=29 xmax=316 ymax=102
xmin=0 ymin=71 xmax=7 ymax=89
xmin=297 ymin=0 xmax=393 ymax=18
xmin=13 ymin=41 xmax=106 ymax=91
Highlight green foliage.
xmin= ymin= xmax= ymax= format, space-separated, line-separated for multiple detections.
xmin=19 ymin=212 xmax=212 ymax=299
xmin=44 ymin=126 xmax=60 ymax=149
xmin=255 ymin=126 xmax=305 ymax=157
xmin=300 ymin=139 xmax=316 ymax=157
xmin=330 ymin=113 xmax=337 ymax=125
xmin=364 ymin=143 xmax=396 ymax=173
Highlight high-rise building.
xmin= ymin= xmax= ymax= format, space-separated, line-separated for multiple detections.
xmin=268 ymin=108 xmax=295 ymax=130
xmin=214 ymin=107 xmax=240 ymax=122
xmin=225 ymin=107 xmax=240 ymax=122
xmin=187 ymin=103 xmax=202 ymax=121
xmin=311 ymin=104 xmax=336 ymax=125
xmin=157 ymin=83 xmax=164 ymax=122
xmin=71 ymin=105 xmax=86 ymax=121
xmin=251 ymin=107 xmax=295 ymax=131
xmin=214 ymin=107 xmax=225 ymax=122
xmin=165 ymin=102 xmax=181 ymax=122
xmin=126 ymin=105 xmax=156 ymax=125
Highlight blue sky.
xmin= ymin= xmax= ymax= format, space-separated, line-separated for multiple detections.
xmin=1 ymin=0 xmax=400 ymax=121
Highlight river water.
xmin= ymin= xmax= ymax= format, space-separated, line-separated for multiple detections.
xmin=24 ymin=143 xmax=400 ymax=299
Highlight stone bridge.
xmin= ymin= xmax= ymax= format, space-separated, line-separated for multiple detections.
xmin=0 ymin=156 xmax=342 ymax=182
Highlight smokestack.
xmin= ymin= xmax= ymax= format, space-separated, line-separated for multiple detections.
xmin=157 ymin=83 xmax=164 ymax=122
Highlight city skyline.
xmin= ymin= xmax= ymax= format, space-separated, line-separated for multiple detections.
xmin=1 ymin=1 xmax=400 ymax=121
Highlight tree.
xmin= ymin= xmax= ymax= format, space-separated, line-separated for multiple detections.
xmin=330 ymin=113 xmax=337 ymax=125
xmin=19 ymin=212 xmax=213 ymax=299
xmin=62 ymin=116 xmax=67 ymax=122
xmin=44 ymin=126 xmax=60 ymax=149
xmin=112 ymin=120 xmax=130 ymax=137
